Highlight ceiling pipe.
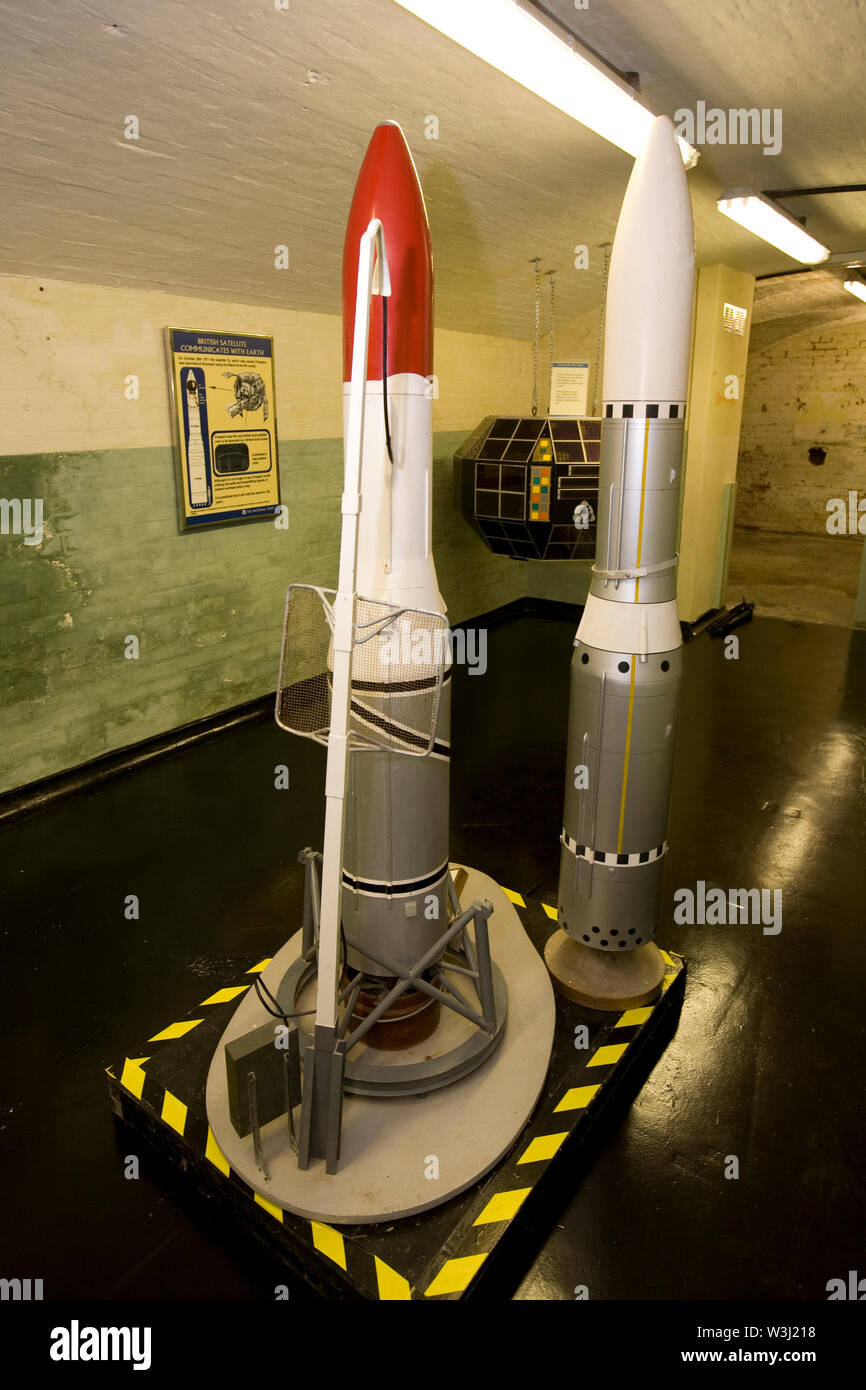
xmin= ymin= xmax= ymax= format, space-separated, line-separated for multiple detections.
xmin=746 ymin=184 xmax=865 ymax=273
xmin=764 ymin=183 xmax=866 ymax=199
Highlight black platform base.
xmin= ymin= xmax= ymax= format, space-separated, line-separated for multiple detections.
xmin=107 ymin=891 xmax=685 ymax=1300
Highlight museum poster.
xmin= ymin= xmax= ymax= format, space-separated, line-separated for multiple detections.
xmin=166 ymin=327 xmax=280 ymax=529
xmin=548 ymin=360 xmax=590 ymax=417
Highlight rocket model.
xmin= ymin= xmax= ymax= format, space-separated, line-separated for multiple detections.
xmin=339 ymin=122 xmax=452 ymax=994
xmin=546 ymin=115 xmax=695 ymax=1010
xmin=184 ymin=369 xmax=209 ymax=508
xmin=215 ymin=121 xmax=513 ymax=1187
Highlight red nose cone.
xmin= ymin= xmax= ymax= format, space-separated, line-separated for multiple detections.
xmin=342 ymin=122 xmax=433 ymax=382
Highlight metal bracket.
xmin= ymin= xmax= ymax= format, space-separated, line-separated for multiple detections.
xmin=290 ymin=854 xmax=507 ymax=1166
xmin=298 ymin=847 xmax=322 ymax=959
xmin=297 ymin=1026 xmax=346 ymax=1175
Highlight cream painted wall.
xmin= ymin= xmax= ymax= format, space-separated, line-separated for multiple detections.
xmin=0 ymin=274 xmax=534 ymax=454
xmin=537 ymin=305 xmax=602 ymax=416
xmin=521 ymin=305 xmax=602 ymax=607
xmin=0 ymin=271 xmax=538 ymax=791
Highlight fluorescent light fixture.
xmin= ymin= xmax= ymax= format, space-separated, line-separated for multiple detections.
xmin=716 ymin=191 xmax=829 ymax=264
xmin=392 ymin=0 xmax=698 ymax=165
xmin=844 ymin=278 xmax=866 ymax=303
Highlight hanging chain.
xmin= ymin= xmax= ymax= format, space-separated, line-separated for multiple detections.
xmin=592 ymin=242 xmax=612 ymax=416
xmin=530 ymin=257 xmax=541 ymax=417
xmin=546 ymin=270 xmax=556 ymax=415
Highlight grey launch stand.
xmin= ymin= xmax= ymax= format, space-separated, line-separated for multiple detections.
xmin=264 ymin=851 xmax=508 ymax=1173
xmin=107 ymin=876 xmax=684 ymax=1299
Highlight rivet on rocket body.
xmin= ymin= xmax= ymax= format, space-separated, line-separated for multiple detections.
xmin=557 ymin=115 xmax=695 ymax=955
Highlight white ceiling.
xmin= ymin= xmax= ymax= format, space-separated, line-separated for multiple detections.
xmin=1 ymin=0 xmax=864 ymax=337
xmin=751 ymin=268 xmax=866 ymax=336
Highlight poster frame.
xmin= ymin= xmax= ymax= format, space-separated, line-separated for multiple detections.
xmin=165 ymin=325 xmax=281 ymax=532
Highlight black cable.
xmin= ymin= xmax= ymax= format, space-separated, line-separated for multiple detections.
xmin=382 ymin=293 xmax=394 ymax=464
xmin=765 ymin=183 xmax=866 ymax=199
xmin=253 ymin=974 xmax=315 ymax=1024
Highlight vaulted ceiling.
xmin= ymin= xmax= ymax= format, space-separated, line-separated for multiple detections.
xmin=1 ymin=0 xmax=864 ymax=336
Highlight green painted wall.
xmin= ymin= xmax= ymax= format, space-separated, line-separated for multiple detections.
xmin=1 ymin=431 xmax=532 ymax=795
xmin=524 ymin=559 xmax=591 ymax=607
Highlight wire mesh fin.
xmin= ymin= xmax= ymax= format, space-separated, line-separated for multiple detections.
xmin=275 ymin=584 xmax=448 ymax=756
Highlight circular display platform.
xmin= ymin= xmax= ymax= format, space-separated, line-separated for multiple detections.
xmin=544 ymin=929 xmax=666 ymax=1009
xmin=206 ymin=865 xmax=555 ymax=1224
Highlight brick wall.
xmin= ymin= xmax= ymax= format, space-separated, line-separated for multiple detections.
xmin=737 ymin=315 xmax=866 ymax=534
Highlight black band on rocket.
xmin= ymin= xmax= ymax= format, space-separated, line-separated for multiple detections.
xmin=351 ymin=666 xmax=451 ymax=695
xmin=342 ymin=862 xmax=450 ymax=897
xmin=561 ymin=832 xmax=668 ymax=866
xmin=350 ymin=698 xmax=450 ymax=754
xmin=352 ymin=675 xmax=439 ymax=694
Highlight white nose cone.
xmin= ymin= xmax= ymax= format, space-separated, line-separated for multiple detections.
xmin=602 ymin=115 xmax=695 ymax=407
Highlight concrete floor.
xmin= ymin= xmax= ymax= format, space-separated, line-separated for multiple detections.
xmin=1 ymin=611 xmax=864 ymax=1301
xmin=726 ymin=526 xmax=863 ymax=628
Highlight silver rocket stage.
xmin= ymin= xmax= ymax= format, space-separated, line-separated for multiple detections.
xmin=546 ymin=114 xmax=696 ymax=1011
xmin=272 ymin=585 xmax=508 ymax=1101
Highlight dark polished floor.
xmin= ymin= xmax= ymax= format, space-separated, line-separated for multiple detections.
xmin=1 ymin=612 xmax=864 ymax=1300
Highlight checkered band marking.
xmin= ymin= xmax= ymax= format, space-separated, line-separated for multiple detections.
xmin=561 ymin=831 xmax=668 ymax=867
xmin=603 ymin=402 xmax=685 ymax=419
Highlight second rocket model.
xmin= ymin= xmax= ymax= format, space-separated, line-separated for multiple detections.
xmin=547 ymin=115 xmax=695 ymax=1009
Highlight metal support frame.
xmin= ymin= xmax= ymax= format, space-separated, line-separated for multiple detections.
xmin=227 ymin=894 xmax=507 ymax=1175
xmin=284 ymin=853 xmax=508 ymax=1160
xmin=340 ymin=897 xmax=496 ymax=1048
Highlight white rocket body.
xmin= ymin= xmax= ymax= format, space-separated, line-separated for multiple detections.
xmin=344 ymin=376 xmax=443 ymax=615
xmin=557 ymin=116 xmax=695 ymax=953
xmin=340 ymin=375 xmax=451 ymax=978
xmin=602 ymin=121 xmax=694 ymax=407
xmin=339 ymin=125 xmax=450 ymax=979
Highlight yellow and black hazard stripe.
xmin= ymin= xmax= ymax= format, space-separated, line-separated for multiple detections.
xmin=108 ymin=890 xmax=684 ymax=1302
xmin=419 ymin=888 xmax=684 ymax=1300
xmin=107 ymin=955 xmax=273 ymax=1139
xmin=107 ymin=954 xmax=410 ymax=1301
